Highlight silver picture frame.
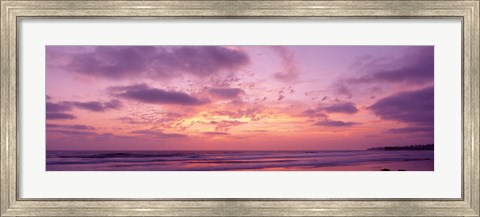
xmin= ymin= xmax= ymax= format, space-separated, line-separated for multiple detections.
xmin=1 ymin=1 xmax=478 ymax=216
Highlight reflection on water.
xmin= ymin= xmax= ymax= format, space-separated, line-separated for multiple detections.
xmin=46 ymin=150 xmax=434 ymax=171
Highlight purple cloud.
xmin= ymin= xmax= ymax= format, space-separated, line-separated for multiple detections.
xmin=313 ymin=120 xmax=358 ymax=127
xmin=117 ymin=112 xmax=186 ymax=126
xmin=386 ymin=126 xmax=433 ymax=134
xmin=349 ymin=47 xmax=434 ymax=85
xmin=303 ymin=102 xmax=358 ymax=117
xmin=203 ymin=132 xmax=230 ymax=136
xmin=46 ymin=112 xmax=76 ymax=120
xmin=208 ymin=88 xmax=244 ymax=99
xmin=302 ymin=109 xmax=327 ymax=118
xmin=70 ymin=100 xmax=122 ymax=112
xmin=47 ymin=124 xmax=95 ymax=130
xmin=48 ymin=129 xmax=98 ymax=136
xmin=210 ymin=120 xmax=247 ymax=131
xmin=111 ymin=84 xmax=208 ymax=106
xmin=210 ymin=107 xmax=265 ymax=121
xmin=322 ymin=102 xmax=358 ymax=114
xmin=67 ymin=46 xmax=154 ymax=79
xmin=272 ymin=47 xmax=300 ymax=82
xmin=332 ymin=47 xmax=434 ymax=98
xmin=130 ymin=130 xmax=187 ymax=138
xmin=46 ymin=98 xmax=122 ymax=121
xmin=332 ymin=81 xmax=353 ymax=99
xmin=55 ymin=46 xmax=250 ymax=79
xmin=46 ymin=102 xmax=72 ymax=112
xmin=368 ymin=86 xmax=434 ymax=126
xmin=47 ymin=99 xmax=122 ymax=113
xmin=47 ymin=129 xmax=114 ymax=138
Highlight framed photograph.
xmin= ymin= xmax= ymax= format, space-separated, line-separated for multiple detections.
xmin=1 ymin=0 xmax=478 ymax=216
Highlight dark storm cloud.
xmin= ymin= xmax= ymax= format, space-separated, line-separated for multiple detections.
xmin=130 ymin=130 xmax=187 ymax=138
xmin=208 ymin=88 xmax=244 ymax=99
xmin=60 ymin=46 xmax=250 ymax=79
xmin=368 ymin=86 xmax=434 ymax=126
xmin=313 ymin=120 xmax=358 ymax=127
xmin=111 ymin=84 xmax=209 ymax=106
xmin=46 ymin=112 xmax=76 ymax=120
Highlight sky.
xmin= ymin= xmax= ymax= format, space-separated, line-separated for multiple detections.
xmin=46 ymin=46 xmax=434 ymax=151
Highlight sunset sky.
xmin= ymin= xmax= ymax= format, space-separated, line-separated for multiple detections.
xmin=46 ymin=46 xmax=434 ymax=151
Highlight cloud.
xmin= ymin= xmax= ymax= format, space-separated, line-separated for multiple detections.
xmin=46 ymin=98 xmax=122 ymax=120
xmin=47 ymin=100 xmax=122 ymax=113
xmin=322 ymin=102 xmax=358 ymax=114
xmin=303 ymin=102 xmax=358 ymax=117
xmin=313 ymin=120 xmax=358 ymax=127
xmin=46 ymin=112 xmax=76 ymax=120
xmin=305 ymin=102 xmax=359 ymax=127
xmin=272 ymin=47 xmax=300 ymax=82
xmin=55 ymin=46 xmax=250 ymax=79
xmin=130 ymin=129 xmax=187 ymax=138
xmin=46 ymin=102 xmax=72 ymax=112
xmin=331 ymin=47 xmax=434 ymax=98
xmin=349 ymin=47 xmax=434 ymax=85
xmin=210 ymin=107 xmax=265 ymax=121
xmin=302 ymin=108 xmax=327 ymax=118
xmin=65 ymin=46 xmax=155 ymax=79
xmin=210 ymin=120 xmax=247 ymax=131
xmin=208 ymin=88 xmax=244 ymax=99
xmin=386 ymin=126 xmax=433 ymax=134
xmin=111 ymin=84 xmax=209 ymax=106
xmin=47 ymin=124 xmax=95 ymax=130
xmin=203 ymin=132 xmax=230 ymax=136
xmin=332 ymin=81 xmax=353 ymax=99
xmin=117 ymin=112 xmax=186 ymax=126
xmin=47 ymin=129 xmax=114 ymax=138
xmin=48 ymin=129 xmax=99 ymax=136
xmin=368 ymin=86 xmax=434 ymax=126
xmin=70 ymin=100 xmax=122 ymax=112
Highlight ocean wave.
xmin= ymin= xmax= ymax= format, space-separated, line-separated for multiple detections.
xmin=46 ymin=150 xmax=434 ymax=171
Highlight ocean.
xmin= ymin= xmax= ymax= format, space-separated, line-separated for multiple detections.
xmin=46 ymin=150 xmax=434 ymax=171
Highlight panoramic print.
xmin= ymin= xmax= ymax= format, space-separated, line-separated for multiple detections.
xmin=46 ymin=46 xmax=434 ymax=171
